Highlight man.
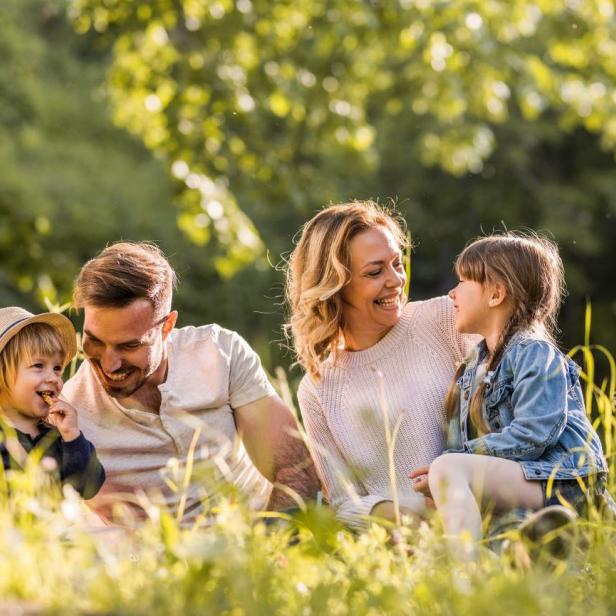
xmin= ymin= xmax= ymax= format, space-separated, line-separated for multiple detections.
xmin=63 ymin=241 xmax=320 ymax=522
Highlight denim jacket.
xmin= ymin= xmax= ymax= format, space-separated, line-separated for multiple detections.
xmin=446 ymin=331 xmax=608 ymax=481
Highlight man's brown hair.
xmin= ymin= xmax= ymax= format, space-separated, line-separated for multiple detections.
xmin=73 ymin=242 xmax=178 ymax=318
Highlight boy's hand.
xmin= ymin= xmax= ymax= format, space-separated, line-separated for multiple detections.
xmin=46 ymin=399 xmax=80 ymax=442
xmin=409 ymin=464 xmax=434 ymax=508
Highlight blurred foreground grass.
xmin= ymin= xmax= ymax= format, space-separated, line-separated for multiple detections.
xmin=0 ymin=308 xmax=615 ymax=615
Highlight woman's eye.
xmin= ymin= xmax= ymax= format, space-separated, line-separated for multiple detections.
xmin=122 ymin=343 xmax=141 ymax=350
xmin=367 ymin=270 xmax=382 ymax=277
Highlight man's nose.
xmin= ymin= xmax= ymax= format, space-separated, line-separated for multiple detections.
xmin=100 ymin=348 xmax=122 ymax=373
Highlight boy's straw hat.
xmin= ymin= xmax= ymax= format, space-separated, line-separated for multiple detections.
xmin=0 ymin=307 xmax=77 ymax=361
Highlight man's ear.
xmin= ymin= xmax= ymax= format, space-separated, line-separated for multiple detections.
xmin=488 ymin=282 xmax=508 ymax=308
xmin=162 ymin=311 xmax=178 ymax=339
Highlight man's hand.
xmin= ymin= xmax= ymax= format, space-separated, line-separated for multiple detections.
xmin=235 ymin=394 xmax=321 ymax=510
xmin=46 ymin=399 xmax=81 ymax=442
xmin=409 ymin=464 xmax=435 ymax=509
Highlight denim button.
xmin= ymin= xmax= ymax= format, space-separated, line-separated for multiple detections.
xmin=534 ymin=469 xmax=541 ymax=475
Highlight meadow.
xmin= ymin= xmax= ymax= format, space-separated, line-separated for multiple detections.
xmin=3 ymin=3 xmax=616 ymax=612
xmin=0 ymin=307 xmax=614 ymax=616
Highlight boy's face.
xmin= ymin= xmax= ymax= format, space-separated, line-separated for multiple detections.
xmin=0 ymin=352 xmax=64 ymax=426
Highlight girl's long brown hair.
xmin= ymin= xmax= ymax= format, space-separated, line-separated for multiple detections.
xmin=444 ymin=232 xmax=565 ymax=434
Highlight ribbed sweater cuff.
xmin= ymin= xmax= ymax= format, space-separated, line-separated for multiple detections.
xmin=336 ymin=494 xmax=391 ymax=532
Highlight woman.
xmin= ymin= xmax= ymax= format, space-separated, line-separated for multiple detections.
xmin=286 ymin=201 xmax=477 ymax=530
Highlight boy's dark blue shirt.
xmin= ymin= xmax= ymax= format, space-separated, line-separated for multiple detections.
xmin=0 ymin=423 xmax=105 ymax=499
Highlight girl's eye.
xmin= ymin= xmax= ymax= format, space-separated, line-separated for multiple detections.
xmin=32 ymin=363 xmax=44 ymax=369
xmin=54 ymin=365 xmax=63 ymax=372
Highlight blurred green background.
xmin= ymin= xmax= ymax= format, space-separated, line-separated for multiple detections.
xmin=1 ymin=0 xmax=615 ymax=378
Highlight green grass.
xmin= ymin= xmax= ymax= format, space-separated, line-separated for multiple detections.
xmin=0 ymin=307 xmax=614 ymax=615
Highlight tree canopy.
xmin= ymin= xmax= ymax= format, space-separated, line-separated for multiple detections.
xmin=69 ymin=0 xmax=616 ymax=349
xmin=1 ymin=0 xmax=614 ymax=369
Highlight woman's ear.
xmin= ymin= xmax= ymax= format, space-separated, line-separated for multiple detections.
xmin=488 ymin=282 xmax=507 ymax=308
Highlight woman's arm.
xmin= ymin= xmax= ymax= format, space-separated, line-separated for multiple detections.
xmin=298 ymin=377 xmax=394 ymax=531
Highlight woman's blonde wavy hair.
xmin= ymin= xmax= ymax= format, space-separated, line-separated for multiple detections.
xmin=286 ymin=201 xmax=408 ymax=380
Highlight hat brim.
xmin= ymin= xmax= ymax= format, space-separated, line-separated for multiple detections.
xmin=0 ymin=313 xmax=78 ymax=364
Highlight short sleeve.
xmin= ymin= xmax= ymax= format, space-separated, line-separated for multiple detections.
xmin=226 ymin=330 xmax=276 ymax=409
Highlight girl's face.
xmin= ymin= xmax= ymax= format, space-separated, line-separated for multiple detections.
xmin=448 ymin=275 xmax=492 ymax=335
xmin=340 ymin=226 xmax=407 ymax=350
xmin=0 ymin=352 xmax=64 ymax=429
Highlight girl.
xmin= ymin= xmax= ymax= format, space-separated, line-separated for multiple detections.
xmin=412 ymin=233 xmax=609 ymax=559
xmin=0 ymin=306 xmax=105 ymax=499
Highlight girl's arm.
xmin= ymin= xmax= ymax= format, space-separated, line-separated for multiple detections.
xmin=464 ymin=341 xmax=568 ymax=460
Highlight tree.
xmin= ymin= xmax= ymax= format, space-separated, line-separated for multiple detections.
xmin=68 ymin=0 xmax=616 ymax=355
xmin=0 ymin=0 xmax=274 ymax=345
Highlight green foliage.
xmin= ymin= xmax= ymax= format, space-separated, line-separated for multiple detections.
xmin=0 ymin=0 xmax=277 ymax=353
xmin=67 ymin=0 xmax=616 ymax=355
xmin=1 ymin=323 xmax=615 ymax=613
xmin=1 ymin=453 xmax=615 ymax=614
xmin=1 ymin=0 xmax=615 ymax=370
xmin=69 ymin=0 xmax=616 ymax=187
xmin=0 ymin=0 xmax=174 ymax=303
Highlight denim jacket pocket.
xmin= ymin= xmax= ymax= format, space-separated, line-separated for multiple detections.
xmin=484 ymin=380 xmax=513 ymax=428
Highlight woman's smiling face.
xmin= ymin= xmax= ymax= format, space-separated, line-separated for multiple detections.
xmin=340 ymin=226 xmax=407 ymax=350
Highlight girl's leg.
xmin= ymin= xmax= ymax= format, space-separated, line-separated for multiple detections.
xmin=428 ymin=453 xmax=543 ymax=559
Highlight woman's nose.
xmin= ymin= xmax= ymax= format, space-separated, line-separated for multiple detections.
xmin=448 ymin=288 xmax=456 ymax=300
xmin=386 ymin=266 xmax=405 ymax=287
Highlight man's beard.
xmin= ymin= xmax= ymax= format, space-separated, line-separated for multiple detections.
xmin=92 ymin=362 xmax=147 ymax=399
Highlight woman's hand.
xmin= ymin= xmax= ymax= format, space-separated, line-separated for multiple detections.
xmin=409 ymin=465 xmax=434 ymax=509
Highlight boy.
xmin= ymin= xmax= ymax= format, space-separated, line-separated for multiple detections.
xmin=0 ymin=307 xmax=105 ymax=499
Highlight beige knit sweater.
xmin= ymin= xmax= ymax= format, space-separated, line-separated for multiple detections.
xmin=298 ymin=296 xmax=477 ymax=530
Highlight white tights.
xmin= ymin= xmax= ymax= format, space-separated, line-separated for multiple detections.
xmin=428 ymin=453 xmax=544 ymax=560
